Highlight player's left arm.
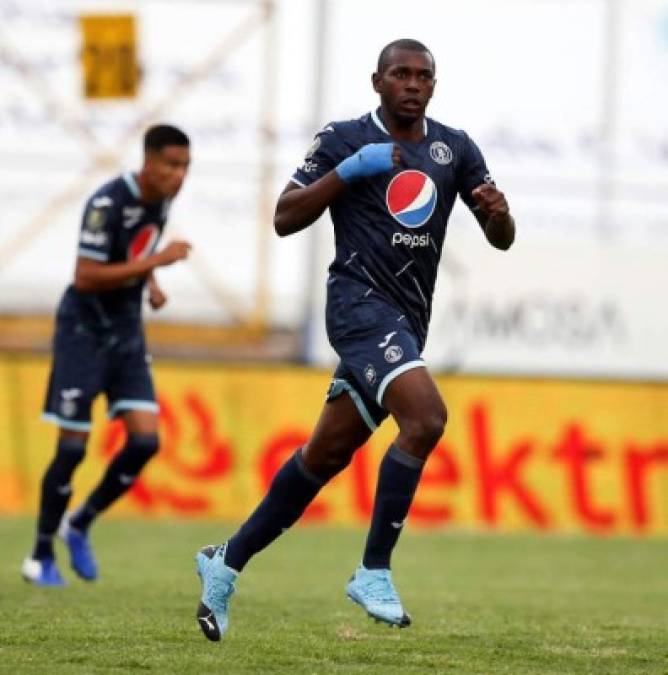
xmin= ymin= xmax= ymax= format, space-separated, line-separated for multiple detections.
xmin=456 ymin=132 xmax=515 ymax=251
xmin=471 ymin=184 xmax=515 ymax=250
xmin=146 ymin=272 xmax=167 ymax=310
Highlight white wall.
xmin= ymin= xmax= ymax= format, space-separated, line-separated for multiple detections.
xmin=0 ymin=0 xmax=666 ymax=377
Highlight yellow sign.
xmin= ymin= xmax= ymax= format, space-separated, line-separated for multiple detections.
xmin=79 ymin=15 xmax=139 ymax=99
xmin=2 ymin=355 xmax=668 ymax=535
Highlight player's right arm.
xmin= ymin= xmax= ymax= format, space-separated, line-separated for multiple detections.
xmin=73 ymin=188 xmax=191 ymax=292
xmin=74 ymin=241 xmax=191 ymax=292
xmin=274 ymin=173 xmax=347 ymax=237
xmin=274 ymin=127 xmax=399 ymax=237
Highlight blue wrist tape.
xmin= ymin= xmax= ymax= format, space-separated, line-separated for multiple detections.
xmin=335 ymin=143 xmax=394 ymax=182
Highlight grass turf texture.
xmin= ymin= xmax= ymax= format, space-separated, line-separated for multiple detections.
xmin=1 ymin=517 xmax=667 ymax=674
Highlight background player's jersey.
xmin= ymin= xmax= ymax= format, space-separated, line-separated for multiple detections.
xmin=60 ymin=173 xmax=170 ymax=324
xmin=292 ymin=109 xmax=492 ymax=346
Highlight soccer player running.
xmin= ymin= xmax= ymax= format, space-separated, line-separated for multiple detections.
xmin=22 ymin=125 xmax=192 ymax=586
xmin=195 ymin=39 xmax=515 ymax=640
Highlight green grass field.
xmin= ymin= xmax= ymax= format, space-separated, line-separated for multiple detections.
xmin=1 ymin=517 xmax=667 ymax=674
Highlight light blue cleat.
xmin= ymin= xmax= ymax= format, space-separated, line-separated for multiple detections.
xmin=346 ymin=565 xmax=411 ymax=628
xmin=21 ymin=557 xmax=66 ymax=587
xmin=195 ymin=544 xmax=237 ymax=641
xmin=59 ymin=518 xmax=98 ymax=581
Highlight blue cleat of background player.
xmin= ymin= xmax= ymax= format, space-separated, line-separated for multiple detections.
xmin=347 ymin=565 xmax=411 ymax=628
xmin=195 ymin=544 xmax=237 ymax=641
xmin=21 ymin=557 xmax=66 ymax=587
xmin=59 ymin=516 xmax=98 ymax=581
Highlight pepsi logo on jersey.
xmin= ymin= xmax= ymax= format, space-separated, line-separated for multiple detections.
xmin=128 ymin=225 xmax=160 ymax=261
xmin=386 ymin=170 xmax=437 ymax=229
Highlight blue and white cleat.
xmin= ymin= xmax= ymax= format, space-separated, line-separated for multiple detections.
xmin=59 ymin=517 xmax=98 ymax=581
xmin=21 ymin=557 xmax=66 ymax=587
xmin=195 ymin=544 xmax=237 ymax=641
xmin=346 ymin=565 xmax=411 ymax=628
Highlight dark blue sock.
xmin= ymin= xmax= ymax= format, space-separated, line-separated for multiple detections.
xmin=362 ymin=444 xmax=424 ymax=570
xmin=224 ymin=449 xmax=325 ymax=572
xmin=33 ymin=437 xmax=86 ymax=560
xmin=70 ymin=433 xmax=159 ymax=532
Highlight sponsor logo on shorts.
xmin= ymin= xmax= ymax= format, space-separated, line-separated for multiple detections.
xmin=59 ymin=388 xmax=82 ymax=418
xmin=391 ymin=232 xmax=431 ymax=248
xmin=364 ymin=364 xmax=377 ymax=385
xmin=378 ymin=331 xmax=397 ymax=348
xmin=384 ymin=345 xmax=404 ymax=363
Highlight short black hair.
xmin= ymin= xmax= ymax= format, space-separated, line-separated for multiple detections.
xmin=377 ymin=39 xmax=434 ymax=74
xmin=144 ymin=124 xmax=189 ymax=153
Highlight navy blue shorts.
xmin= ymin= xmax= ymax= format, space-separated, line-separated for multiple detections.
xmin=325 ymin=278 xmax=425 ymax=431
xmin=42 ymin=315 xmax=157 ymax=432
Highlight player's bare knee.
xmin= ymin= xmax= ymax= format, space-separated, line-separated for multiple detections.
xmin=399 ymin=408 xmax=447 ymax=456
xmin=302 ymin=443 xmax=353 ymax=480
xmin=59 ymin=429 xmax=89 ymax=444
xmin=323 ymin=447 xmax=355 ymax=476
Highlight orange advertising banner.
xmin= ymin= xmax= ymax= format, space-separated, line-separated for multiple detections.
xmin=2 ymin=354 xmax=667 ymax=535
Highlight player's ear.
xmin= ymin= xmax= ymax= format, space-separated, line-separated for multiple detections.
xmin=371 ymin=71 xmax=382 ymax=93
xmin=143 ymin=149 xmax=156 ymax=168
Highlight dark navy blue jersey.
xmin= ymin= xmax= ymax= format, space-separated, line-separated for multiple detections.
xmin=60 ymin=173 xmax=171 ymax=324
xmin=292 ymin=108 xmax=492 ymax=344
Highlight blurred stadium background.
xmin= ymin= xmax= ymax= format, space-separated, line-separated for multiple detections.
xmin=1 ymin=1 xmax=667 ymax=671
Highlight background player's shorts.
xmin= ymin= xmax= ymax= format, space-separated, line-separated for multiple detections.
xmin=325 ymin=278 xmax=425 ymax=431
xmin=42 ymin=315 xmax=157 ymax=432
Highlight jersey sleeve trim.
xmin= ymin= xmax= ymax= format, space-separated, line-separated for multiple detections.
xmin=122 ymin=172 xmax=141 ymax=199
xmin=290 ymin=177 xmax=307 ymax=188
xmin=78 ymin=247 xmax=109 ymax=262
xmin=371 ymin=108 xmax=428 ymax=136
xmin=371 ymin=109 xmax=390 ymax=135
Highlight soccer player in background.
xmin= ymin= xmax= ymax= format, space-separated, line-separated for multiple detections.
xmin=195 ymin=39 xmax=515 ymax=640
xmin=22 ymin=124 xmax=192 ymax=586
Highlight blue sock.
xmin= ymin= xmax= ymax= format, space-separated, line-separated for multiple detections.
xmin=224 ymin=449 xmax=324 ymax=572
xmin=362 ymin=444 xmax=424 ymax=570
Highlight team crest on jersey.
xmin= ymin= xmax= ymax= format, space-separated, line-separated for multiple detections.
xmin=429 ymin=141 xmax=453 ymax=165
xmin=128 ymin=224 xmax=160 ymax=260
xmin=386 ymin=170 xmax=437 ymax=229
